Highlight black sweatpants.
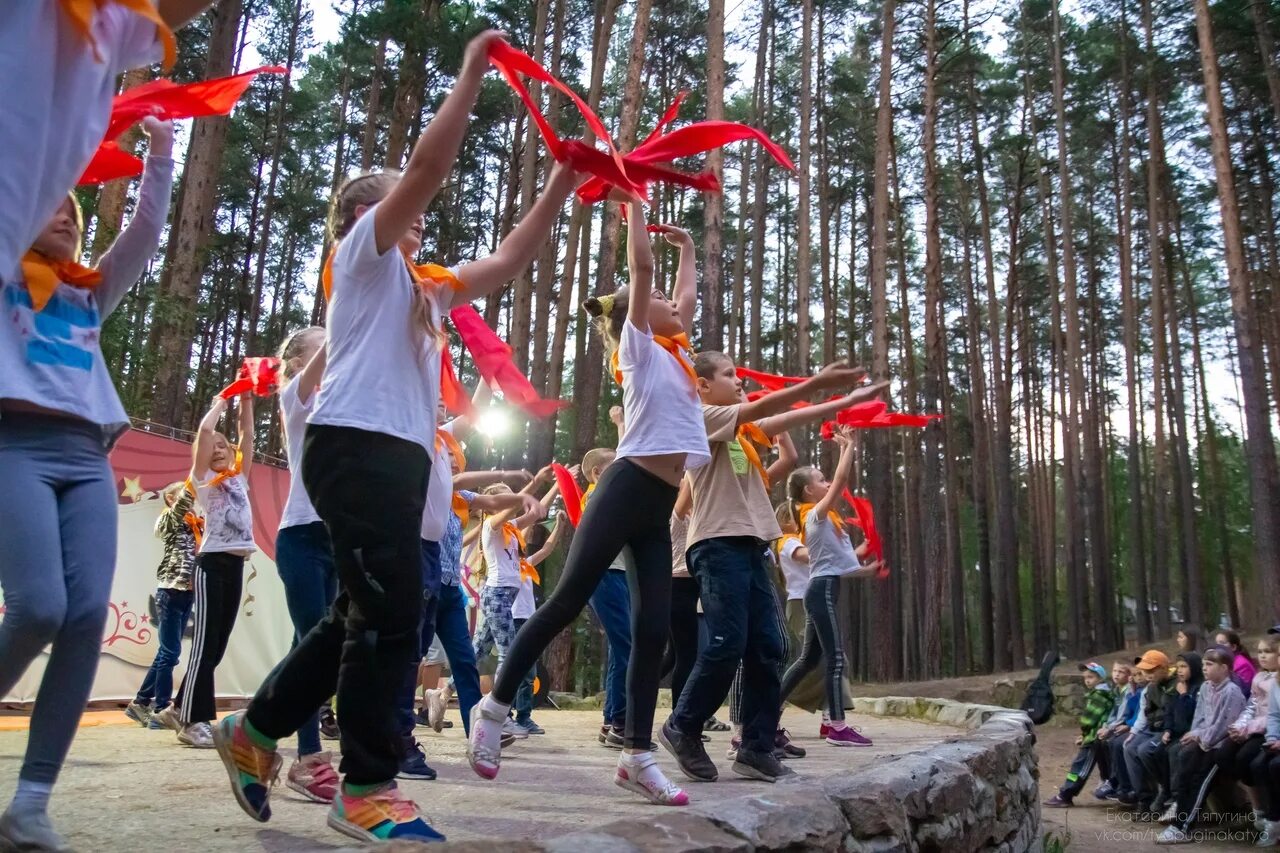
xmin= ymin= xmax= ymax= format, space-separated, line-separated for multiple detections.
xmin=493 ymin=459 xmax=677 ymax=750
xmin=1214 ymin=734 xmax=1265 ymax=785
xmin=246 ymin=425 xmax=429 ymax=786
xmin=778 ymin=575 xmax=846 ymax=721
xmin=1250 ymin=745 xmax=1280 ymax=820
xmin=1169 ymin=740 xmax=1219 ymax=831
xmin=663 ymin=576 xmax=701 ymax=710
xmin=175 ymin=552 xmax=244 ymax=724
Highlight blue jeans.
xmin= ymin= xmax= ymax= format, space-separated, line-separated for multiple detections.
xmin=434 ymin=582 xmax=481 ymax=734
xmin=0 ymin=414 xmax=117 ymax=785
xmin=588 ymin=570 xmax=631 ymax=727
xmin=671 ymin=537 xmax=786 ymax=754
xmin=274 ymin=521 xmax=338 ymax=756
xmin=135 ymin=587 xmax=194 ymax=710
xmin=397 ymin=540 xmax=441 ymax=738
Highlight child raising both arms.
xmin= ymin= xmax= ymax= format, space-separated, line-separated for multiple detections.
xmin=469 ymin=198 xmax=710 ymax=806
xmin=0 ymin=117 xmax=174 ymax=852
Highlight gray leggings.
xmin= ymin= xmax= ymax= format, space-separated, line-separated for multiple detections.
xmin=0 ymin=414 xmax=117 ymax=785
xmin=778 ymin=576 xmax=846 ymax=721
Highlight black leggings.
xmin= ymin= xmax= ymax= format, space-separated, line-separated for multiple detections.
xmin=778 ymin=576 xmax=845 ymax=721
xmin=493 ymin=459 xmax=676 ymax=750
xmin=662 ymin=576 xmax=701 ymax=709
xmin=247 ymin=425 xmax=428 ymax=786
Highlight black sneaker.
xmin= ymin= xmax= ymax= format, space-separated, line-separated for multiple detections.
xmin=732 ymin=747 xmax=794 ymax=782
xmin=660 ymin=720 xmax=718 ymax=782
xmin=397 ymin=737 xmax=438 ymax=781
xmin=319 ymin=706 xmax=340 ymax=741
xmin=775 ymin=728 xmax=806 ymax=759
xmin=603 ymin=726 xmax=625 ymax=749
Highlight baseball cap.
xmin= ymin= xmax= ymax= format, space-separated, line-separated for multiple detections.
xmin=1134 ymin=650 xmax=1171 ymax=671
xmin=1078 ymin=662 xmax=1107 ymax=680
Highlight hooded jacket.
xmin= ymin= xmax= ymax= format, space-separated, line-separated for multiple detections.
xmin=1189 ymin=672 xmax=1247 ymax=751
xmin=1168 ymin=653 xmax=1204 ymax=740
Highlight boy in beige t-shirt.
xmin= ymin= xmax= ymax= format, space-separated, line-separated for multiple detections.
xmin=659 ymin=353 xmax=885 ymax=784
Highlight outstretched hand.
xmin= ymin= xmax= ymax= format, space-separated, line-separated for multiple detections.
xmin=811 ymin=360 xmax=869 ymax=391
xmin=141 ymin=115 xmax=175 ymax=158
xmin=463 ymin=29 xmax=509 ymax=74
xmin=652 ymin=224 xmax=693 ymax=248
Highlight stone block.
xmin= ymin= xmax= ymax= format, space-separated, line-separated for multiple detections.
xmin=545 ymin=812 xmax=750 ymax=853
xmin=696 ymin=788 xmax=849 ymax=851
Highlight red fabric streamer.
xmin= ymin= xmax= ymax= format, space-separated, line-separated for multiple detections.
xmin=79 ymin=66 xmax=287 ymax=186
xmin=448 ymin=305 xmax=567 ymax=419
xmin=439 ymin=347 xmax=474 ymax=417
xmin=841 ymin=488 xmax=888 ymax=579
xmin=551 ymin=464 xmax=584 ymax=528
xmin=735 ymin=366 xmax=811 ymax=391
xmin=219 ymin=357 xmax=281 ymax=400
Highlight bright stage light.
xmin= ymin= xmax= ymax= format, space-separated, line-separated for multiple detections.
xmin=478 ymin=407 xmax=512 ymax=439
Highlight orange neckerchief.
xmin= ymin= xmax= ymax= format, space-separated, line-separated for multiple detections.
xmin=207 ymin=446 xmax=243 ymax=490
xmin=580 ymin=482 xmax=596 ymax=513
xmin=796 ymin=502 xmax=845 ymax=544
xmin=737 ymin=422 xmax=774 ymax=488
xmin=183 ymin=511 xmax=205 ymax=549
xmin=321 ymin=244 xmax=465 ymax=303
xmin=436 ymin=429 xmax=465 ymax=473
xmin=775 ymin=532 xmax=801 ymax=557
xmin=59 ymin=0 xmax=177 ymax=70
xmin=610 ymin=332 xmax=697 ymax=386
xmin=451 ymin=493 xmax=470 ymax=528
xmin=20 ymin=251 xmax=102 ymax=313
xmin=501 ymin=521 xmax=539 ymax=584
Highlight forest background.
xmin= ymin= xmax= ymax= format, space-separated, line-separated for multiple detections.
xmin=77 ymin=0 xmax=1280 ymax=690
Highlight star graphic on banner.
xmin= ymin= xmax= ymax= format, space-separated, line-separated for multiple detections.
xmin=120 ymin=477 xmax=144 ymax=503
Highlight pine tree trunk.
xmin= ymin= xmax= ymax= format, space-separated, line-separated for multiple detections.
xmin=1193 ymin=0 xmax=1280 ymax=621
xmin=385 ymin=1 xmax=440 ymax=169
xmin=361 ymin=34 xmax=387 ymax=170
xmin=701 ymin=0 xmax=726 ymax=349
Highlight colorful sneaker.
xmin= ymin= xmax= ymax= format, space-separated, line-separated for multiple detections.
xmin=212 ymin=711 xmax=283 ymax=822
xmin=615 ymin=751 xmax=690 ymax=806
xmin=468 ymin=701 xmax=506 ymax=780
xmin=516 ymin=718 xmax=546 ymax=735
xmin=179 ymin=722 xmax=215 ymax=748
xmin=153 ymin=704 xmax=183 ymax=733
xmin=501 ymin=718 xmax=529 ymax=740
xmin=775 ymin=728 xmax=806 ymax=759
xmin=319 ymin=706 xmax=340 ymax=741
xmin=327 ymin=783 xmax=445 ymax=843
xmin=398 ymin=736 xmax=438 ymax=781
xmin=819 ymin=721 xmax=832 ymax=739
xmin=825 ymin=725 xmax=872 ymax=747
xmin=426 ymin=688 xmax=448 ymax=733
xmin=287 ymin=752 xmax=339 ymax=804
xmin=125 ymin=701 xmax=152 ymax=727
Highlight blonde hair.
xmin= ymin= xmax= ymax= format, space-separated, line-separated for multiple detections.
xmin=278 ymin=326 xmax=324 ymax=379
xmin=327 ymin=171 xmax=442 ymax=347
xmin=786 ymin=467 xmax=820 ymax=530
xmin=775 ymin=502 xmax=797 ymax=531
xmin=583 ymin=287 xmax=629 ymax=360
xmin=581 ymin=448 xmax=616 ymax=482
xmin=161 ymin=480 xmax=187 ymax=508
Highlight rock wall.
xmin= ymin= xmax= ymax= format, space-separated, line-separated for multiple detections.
xmin=396 ymin=698 xmax=1041 ymax=853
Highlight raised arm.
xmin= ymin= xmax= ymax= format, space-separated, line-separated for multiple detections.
xmin=454 ymin=163 xmax=579 ymax=304
xmin=609 ymin=405 xmax=625 ymax=442
xmin=765 ymin=430 xmax=798 ymax=483
xmin=294 ymin=345 xmax=327 ymax=405
xmin=652 ymin=225 xmax=697 ymax=331
xmin=754 ymin=380 xmax=890 ymax=436
xmin=813 ymin=428 xmax=856 ymax=521
xmin=98 ymin=117 xmax=174 ymax=317
xmin=237 ymin=394 xmax=255 ymax=478
xmin=732 ymin=362 xmax=870 ymax=427
xmin=453 ymin=467 xmax=531 ymax=491
xmin=488 ymin=466 xmax=554 ymax=528
xmin=373 ymin=30 xmax=504 ymax=255
xmin=446 ymin=382 xmax=493 ymax=441
xmin=621 ymin=197 xmax=655 ymax=332
xmin=528 ymin=512 xmax=569 ymax=567
xmin=191 ymin=396 xmax=227 ymax=481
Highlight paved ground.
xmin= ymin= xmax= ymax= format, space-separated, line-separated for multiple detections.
xmin=0 ymin=708 xmax=950 ymax=851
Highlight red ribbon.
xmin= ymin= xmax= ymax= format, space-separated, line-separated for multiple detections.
xmin=820 ymin=401 xmax=943 ymax=437
xmin=79 ymin=66 xmax=287 ymax=186
xmin=488 ymin=43 xmax=794 ymax=204
xmin=447 ymin=305 xmax=567 ymax=419
xmin=219 ymin=357 xmax=281 ymax=399
xmin=551 ymin=463 xmax=584 ymax=528
xmin=736 ymin=366 xmax=811 ymax=391
xmin=842 ymin=488 xmax=888 ymax=579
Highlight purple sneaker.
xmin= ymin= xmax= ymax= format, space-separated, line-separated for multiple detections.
xmin=825 ymin=725 xmax=872 ymax=747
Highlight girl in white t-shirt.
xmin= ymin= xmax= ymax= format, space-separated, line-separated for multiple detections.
xmin=778 ymin=427 xmax=882 ymax=748
xmin=212 ymin=32 xmax=584 ymax=845
xmin=168 ymin=393 xmax=257 ymax=748
xmin=774 ymin=503 xmax=811 ymax=643
xmin=469 ymin=200 xmax=708 ymax=806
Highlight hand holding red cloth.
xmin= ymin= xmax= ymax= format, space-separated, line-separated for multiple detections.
xmin=552 ymin=464 xmax=585 ymax=527
xmin=219 ymin=357 xmax=281 ymax=399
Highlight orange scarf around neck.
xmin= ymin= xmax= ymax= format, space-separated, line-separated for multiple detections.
xmin=736 ymin=422 xmax=774 ymax=488
xmin=610 ymin=332 xmax=697 ymax=387
xmin=451 ymin=493 xmax=470 ymax=528
xmin=436 ymin=429 xmax=465 ymax=473
xmin=501 ymin=521 xmax=539 ymax=584
xmin=184 ymin=511 xmax=205 ymax=549
xmin=796 ymin=502 xmax=845 ymax=544
xmin=580 ymin=482 xmax=596 ymax=512
xmin=321 ymin=244 xmax=465 ymax=303
xmin=59 ymin=0 xmax=177 ymax=70
xmin=20 ymin=251 xmax=102 ymax=312
xmin=775 ymin=532 xmax=801 ymax=556
xmin=207 ymin=446 xmax=243 ymax=490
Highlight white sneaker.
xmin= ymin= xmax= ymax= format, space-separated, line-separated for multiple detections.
xmin=1259 ymin=821 xmax=1280 ymax=848
xmin=1158 ymin=803 xmax=1178 ymax=824
xmin=614 ymin=751 xmax=690 ymax=806
xmin=1155 ymin=826 xmax=1191 ymax=845
xmin=502 ymin=718 xmax=529 ymax=739
xmin=178 ymin=721 xmax=215 ymax=748
xmin=426 ymin=688 xmax=448 ymax=733
xmin=153 ymin=704 xmax=184 ymax=733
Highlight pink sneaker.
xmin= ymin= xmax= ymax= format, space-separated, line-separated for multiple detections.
xmin=826 ymin=725 xmax=872 ymax=747
xmin=819 ymin=722 xmax=831 ymax=739
xmin=287 ymin=751 xmax=339 ymax=803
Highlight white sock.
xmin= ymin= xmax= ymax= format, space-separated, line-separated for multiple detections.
xmin=10 ymin=780 xmax=53 ymax=815
xmin=620 ymin=751 xmax=672 ymax=790
xmin=480 ymin=695 xmax=511 ymax=718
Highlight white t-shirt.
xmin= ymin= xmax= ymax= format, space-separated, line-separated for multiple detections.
xmin=0 ymin=5 xmax=161 ymax=282
xmin=613 ymin=320 xmax=710 ymax=470
xmin=671 ymin=513 xmax=690 ymax=578
xmin=278 ymin=377 xmax=321 ymax=530
xmin=309 ymin=204 xmax=449 ymax=452
xmin=196 ymin=472 xmax=256 ymax=556
xmin=804 ymin=508 xmax=860 ymax=579
xmin=481 ymin=517 xmax=521 ymax=588
xmin=420 ymin=420 xmax=458 ymax=542
xmin=778 ymin=536 xmax=810 ymax=600
xmin=512 ymin=574 xmax=536 ymax=620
